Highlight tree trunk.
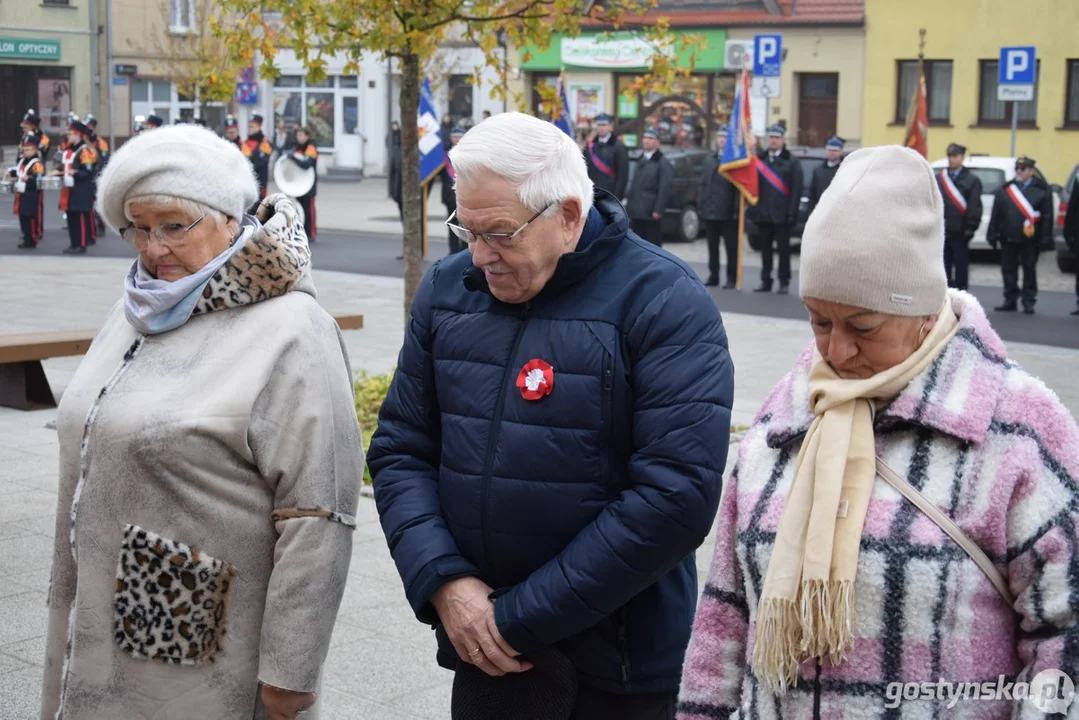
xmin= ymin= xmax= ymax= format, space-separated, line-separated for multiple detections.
xmin=399 ymin=52 xmax=423 ymax=321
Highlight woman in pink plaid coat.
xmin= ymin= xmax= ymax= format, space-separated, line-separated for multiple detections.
xmin=678 ymin=146 xmax=1079 ymax=719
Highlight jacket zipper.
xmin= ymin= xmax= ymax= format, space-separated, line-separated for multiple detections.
xmin=601 ymin=355 xmax=614 ymax=487
xmin=617 ymin=606 xmax=631 ymax=683
xmin=478 ymin=303 xmax=530 ymax=574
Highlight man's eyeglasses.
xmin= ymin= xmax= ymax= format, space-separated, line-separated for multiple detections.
xmin=445 ymin=202 xmax=554 ymax=250
xmin=121 ymin=214 xmax=206 ymax=250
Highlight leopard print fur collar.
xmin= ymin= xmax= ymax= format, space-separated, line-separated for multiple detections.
xmin=191 ymin=193 xmax=312 ymax=316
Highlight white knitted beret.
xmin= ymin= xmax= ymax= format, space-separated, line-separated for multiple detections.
xmin=799 ymin=145 xmax=947 ymax=317
xmin=97 ymin=124 xmax=258 ymax=232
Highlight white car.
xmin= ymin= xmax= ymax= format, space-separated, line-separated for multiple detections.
xmin=929 ymin=155 xmax=1060 ymax=250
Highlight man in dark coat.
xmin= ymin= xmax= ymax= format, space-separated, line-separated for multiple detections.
xmin=806 ymin=136 xmax=844 ymax=218
xmin=1065 ymin=179 xmax=1079 ymax=316
xmin=368 ymin=112 xmax=732 ymax=720
xmin=751 ymin=124 xmax=803 ymax=295
xmin=987 ymin=156 xmax=1053 ymax=314
xmin=935 ymin=142 xmax=984 ymax=291
xmin=441 ymin=125 xmax=467 ymax=254
xmin=388 ymin=121 xmax=403 ymax=221
xmin=584 ymin=113 xmax=629 ymax=201
xmin=698 ymin=127 xmax=739 ymax=288
xmin=625 ymin=128 xmax=673 ymax=247
xmin=241 ymin=114 xmax=274 ymax=213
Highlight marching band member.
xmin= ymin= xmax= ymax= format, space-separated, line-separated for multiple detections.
xmin=85 ymin=114 xmax=110 ymax=238
xmin=242 ymin=113 xmax=274 ymax=213
xmin=290 ymin=124 xmax=318 ymax=242
xmin=54 ymin=118 xmax=99 ymax=254
xmin=224 ymin=114 xmax=243 ymax=149
xmin=987 ymin=156 xmax=1053 ymax=315
xmin=143 ymin=114 xmax=164 ymax=131
xmin=9 ymin=133 xmax=45 ymax=249
xmin=20 ymin=109 xmax=50 ymax=159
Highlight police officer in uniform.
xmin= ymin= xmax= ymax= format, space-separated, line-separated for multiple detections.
xmin=9 ymin=133 xmax=45 ymax=249
xmin=806 ymin=136 xmax=845 ymax=218
xmin=290 ymin=124 xmax=319 ymax=242
xmin=242 ymin=114 xmax=274 ymax=213
xmin=625 ymin=128 xmax=673 ymax=247
xmin=85 ymin=114 xmax=110 ymax=236
xmin=584 ymin=113 xmax=629 ymax=201
xmin=441 ymin=125 xmax=467 ymax=254
xmin=752 ymin=124 xmax=803 ymax=295
xmin=59 ymin=118 xmax=99 ymax=254
xmin=698 ymin=127 xmax=739 ymax=288
xmin=224 ymin=115 xmax=243 ymax=149
xmin=936 ymin=142 xmax=983 ymax=291
xmin=987 ymin=156 xmax=1053 ymax=314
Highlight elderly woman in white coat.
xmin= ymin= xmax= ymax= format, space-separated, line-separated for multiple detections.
xmin=41 ymin=124 xmax=364 ymax=720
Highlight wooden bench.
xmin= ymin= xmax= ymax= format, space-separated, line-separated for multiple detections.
xmin=0 ymin=313 xmax=364 ymax=411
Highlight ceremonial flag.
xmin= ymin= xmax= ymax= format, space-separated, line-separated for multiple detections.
xmin=553 ymin=74 xmax=575 ymax=138
xmin=904 ymin=60 xmax=929 ymax=158
xmin=417 ymin=78 xmax=445 ymax=184
xmin=720 ymin=70 xmax=759 ymax=205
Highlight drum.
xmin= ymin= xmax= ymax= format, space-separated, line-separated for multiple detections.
xmin=39 ymin=176 xmax=63 ymax=191
xmin=0 ymin=180 xmax=13 ymax=195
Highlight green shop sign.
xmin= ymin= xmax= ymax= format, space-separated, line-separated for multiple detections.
xmin=520 ymin=29 xmax=726 ymax=72
xmin=0 ymin=37 xmax=61 ymax=61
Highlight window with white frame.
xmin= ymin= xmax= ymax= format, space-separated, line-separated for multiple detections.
xmin=273 ymin=75 xmax=348 ymax=149
xmin=168 ymin=0 xmax=197 ymax=34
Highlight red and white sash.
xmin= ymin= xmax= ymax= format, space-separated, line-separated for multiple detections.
xmin=939 ymin=170 xmax=967 ymax=213
xmin=1005 ymin=183 xmax=1040 ymax=231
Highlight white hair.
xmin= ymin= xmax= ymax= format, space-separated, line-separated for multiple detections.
xmin=449 ymin=112 xmax=594 ymax=220
xmin=123 ymin=194 xmax=228 ymax=228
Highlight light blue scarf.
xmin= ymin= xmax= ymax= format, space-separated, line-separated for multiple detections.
xmin=124 ymin=218 xmax=258 ymax=335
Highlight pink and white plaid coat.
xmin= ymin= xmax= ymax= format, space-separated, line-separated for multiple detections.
xmin=678 ymin=291 xmax=1079 ymax=719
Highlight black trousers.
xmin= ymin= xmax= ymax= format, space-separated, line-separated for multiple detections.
xmin=943 ymin=231 xmax=971 ymax=290
xmin=299 ymin=195 xmax=316 ymax=241
xmin=570 ymin=686 xmax=677 ymax=720
xmin=67 ymin=210 xmax=91 ymax=249
xmin=631 ymin=218 xmax=663 ymax=247
xmin=19 ymin=215 xmax=39 ymax=245
xmin=1000 ymin=241 xmax=1038 ymax=308
xmin=758 ymin=222 xmax=792 ymax=287
xmin=704 ymin=219 xmax=739 ymax=284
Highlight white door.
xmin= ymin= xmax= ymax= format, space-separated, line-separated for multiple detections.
xmin=336 ymin=95 xmax=363 ymax=170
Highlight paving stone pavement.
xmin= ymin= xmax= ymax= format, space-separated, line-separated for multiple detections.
xmin=2 ymin=257 xmax=1078 ymax=718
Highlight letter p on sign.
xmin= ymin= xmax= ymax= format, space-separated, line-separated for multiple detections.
xmin=999 ymin=46 xmax=1036 ymax=85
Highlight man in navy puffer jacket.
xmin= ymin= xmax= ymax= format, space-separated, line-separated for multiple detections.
xmin=368 ymin=112 xmax=734 ymax=719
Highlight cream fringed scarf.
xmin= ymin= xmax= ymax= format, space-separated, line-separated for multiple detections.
xmin=751 ymin=299 xmax=960 ymax=694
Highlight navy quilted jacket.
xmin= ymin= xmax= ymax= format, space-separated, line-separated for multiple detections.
xmin=368 ymin=193 xmax=734 ymax=694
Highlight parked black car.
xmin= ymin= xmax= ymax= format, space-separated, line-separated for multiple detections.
xmin=745 ymin=146 xmax=828 ymax=250
xmin=626 ymin=147 xmax=709 ymax=242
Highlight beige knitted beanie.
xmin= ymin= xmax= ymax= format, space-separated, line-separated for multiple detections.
xmin=799 ymin=145 xmax=947 ymax=317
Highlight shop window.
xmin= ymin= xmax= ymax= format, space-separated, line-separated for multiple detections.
xmin=895 ymin=60 xmax=952 ymax=124
xmin=272 ymin=76 xmax=336 ymax=148
xmin=1065 ymin=60 xmax=1079 ymax=128
xmin=531 ymin=74 xmax=560 ymax=121
xmin=448 ymin=74 xmax=473 ymax=124
xmin=619 ymin=74 xmax=716 ymax=149
xmin=978 ymin=59 xmax=1039 ymax=127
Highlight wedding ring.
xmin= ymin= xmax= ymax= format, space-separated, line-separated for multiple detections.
xmin=468 ymin=647 xmax=481 ymax=657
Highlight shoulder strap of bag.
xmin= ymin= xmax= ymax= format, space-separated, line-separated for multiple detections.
xmin=876 ymin=457 xmax=1015 ymax=608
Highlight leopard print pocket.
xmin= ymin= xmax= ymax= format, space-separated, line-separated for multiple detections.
xmin=113 ymin=524 xmax=236 ymax=665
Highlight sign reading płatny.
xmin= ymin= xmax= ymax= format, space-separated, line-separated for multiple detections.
xmin=0 ymin=37 xmax=61 ymax=61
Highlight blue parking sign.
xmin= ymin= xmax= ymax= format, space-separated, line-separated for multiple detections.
xmin=999 ymin=46 xmax=1036 ymax=85
xmin=753 ymin=34 xmax=782 ymax=78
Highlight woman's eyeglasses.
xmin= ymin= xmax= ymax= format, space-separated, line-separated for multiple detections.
xmin=445 ymin=203 xmax=554 ymax=250
xmin=121 ymin=214 xmax=206 ymax=250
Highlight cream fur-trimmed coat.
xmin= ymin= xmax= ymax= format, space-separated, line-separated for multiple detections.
xmin=41 ymin=196 xmax=364 ymax=719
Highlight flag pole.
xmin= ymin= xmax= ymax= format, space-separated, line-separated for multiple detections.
xmin=421 ymin=176 xmax=429 ymax=259
xmin=736 ymin=195 xmax=745 ymax=289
